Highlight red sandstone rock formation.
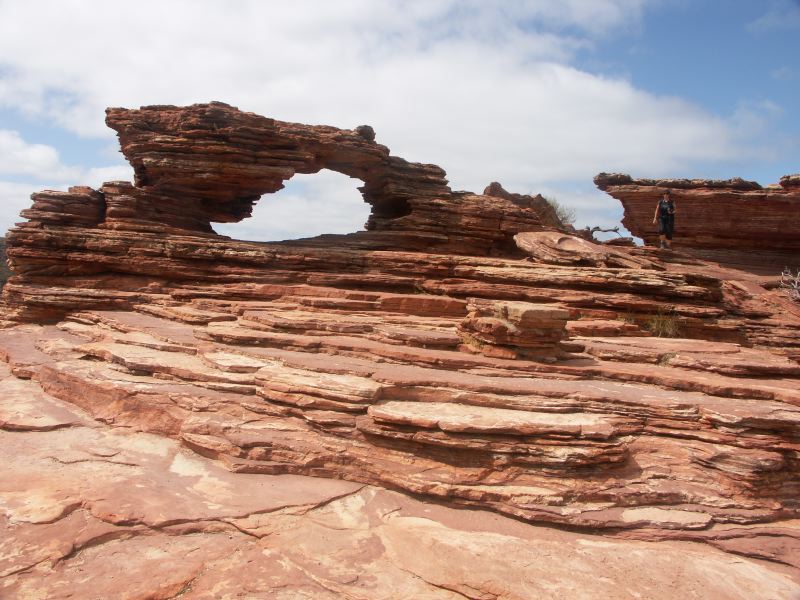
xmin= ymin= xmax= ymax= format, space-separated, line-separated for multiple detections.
xmin=457 ymin=300 xmax=571 ymax=359
xmin=1 ymin=104 xmax=800 ymax=597
xmin=483 ymin=181 xmax=564 ymax=228
xmin=100 ymin=102 xmax=553 ymax=254
xmin=514 ymin=230 xmax=656 ymax=269
xmin=595 ymin=172 xmax=800 ymax=271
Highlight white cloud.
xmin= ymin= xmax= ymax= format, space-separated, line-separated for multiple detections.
xmin=84 ymin=165 xmax=135 ymax=188
xmin=0 ymin=129 xmax=131 ymax=184
xmin=367 ymin=59 xmax=738 ymax=192
xmin=0 ymin=0 xmax=768 ymax=241
xmin=537 ymin=185 xmax=624 ymax=228
xmin=771 ymin=66 xmax=797 ymax=82
xmin=0 ymin=129 xmax=81 ymax=180
xmin=215 ymin=171 xmax=371 ymax=241
xmin=0 ymin=180 xmax=39 ymax=235
xmin=0 ymin=129 xmax=132 ymax=235
xmin=0 ymin=166 xmax=133 ymax=236
xmin=748 ymin=0 xmax=800 ymax=32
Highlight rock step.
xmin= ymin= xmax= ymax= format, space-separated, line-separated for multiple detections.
xmin=212 ymin=339 xmax=800 ymax=449
xmin=239 ymin=309 xmax=461 ymax=350
xmin=579 ymin=336 xmax=800 ymax=377
xmin=200 ymin=351 xmax=275 ymax=373
xmin=78 ymin=341 xmax=255 ymax=386
xmin=200 ymin=345 xmax=796 ymax=449
xmin=305 ymin=271 xmax=418 ymax=290
xmin=136 ymin=303 xmax=237 ymax=324
xmin=25 ymin=354 xmax=799 ymax=532
xmin=566 ymin=319 xmax=647 ymax=337
xmin=169 ymin=283 xmax=468 ymax=317
xmin=196 ymin=319 xmax=800 ymax=412
xmin=240 ymin=310 xmax=376 ymax=334
xmin=448 ymin=264 xmax=721 ymax=300
xmin=375 ymin=326 xmax=460 ymax=349
xmin=197 ymin=322 xmax=497 ymax=370
xmin=356 ymin=417 xmax=629 ymax=468
xmin=285 ymin=292 xmax=469 ymax=318
xmin=0 ymin=325 xmax=86 ymax=378
xmin=420 ymin=277 xmax=730 ymax=326
xmin=255 ymin=363 xmax=383 ymax=406
xmin=578 ymin=360 xmax=800 ymax=405
xmin=59 ymin=312 xmax=800 ymax=436
xmin=70 ymin=310 xmax=203 ymax=347
xmin=0 ymin=364 xmax=88 ymax=431
xmin=367 ymin=401 xmax=624 ymax=439
xmin=60 ymin=320 xmax=199 ymax=355
xmin=290 ymin=296 xmax=379 ymax=311
xmin=366 ymin=364 xmax=800 ymax=437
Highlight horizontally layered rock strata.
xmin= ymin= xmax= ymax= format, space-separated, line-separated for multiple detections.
xmin=101 ymin=102 xmax=558 ymax=253
xmin=595 ymin=172 xmax=800 ymax=271
xmin=457 ymin=300 xmax=571 ymax=359
xmin=1 ymin=104 xmax=800 ymax=596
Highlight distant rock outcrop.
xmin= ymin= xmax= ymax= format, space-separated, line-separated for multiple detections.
xmin=595 ymin=172 xmax=800 ymax=272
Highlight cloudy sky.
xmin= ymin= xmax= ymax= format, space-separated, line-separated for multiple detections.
xmin=0 ymin=0 xmax=797 ymax=241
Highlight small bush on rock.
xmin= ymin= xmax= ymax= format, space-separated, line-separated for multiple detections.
xmin=645 ymin=310 xmax=682 ymax=338
xmin=544 ymin=197 xmax=576 ymax=226
xmin=780 ymin=268 xmax=800 ymax=303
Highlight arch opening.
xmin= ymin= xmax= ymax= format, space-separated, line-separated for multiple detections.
xmin=212 ymin=170 xmax=372 ymax=242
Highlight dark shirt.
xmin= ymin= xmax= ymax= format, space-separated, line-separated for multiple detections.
xmin=658 ymin=199 xmax=675 ymax=219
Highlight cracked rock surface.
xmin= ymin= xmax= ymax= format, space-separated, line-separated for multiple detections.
xmin=2 ymin=369 xmax=799 ymax=599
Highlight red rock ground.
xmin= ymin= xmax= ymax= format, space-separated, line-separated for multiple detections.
xmin=1 ymin=103 xmax=799 ymax=598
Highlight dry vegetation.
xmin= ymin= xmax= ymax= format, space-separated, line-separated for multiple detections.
xmin=781 ymin=268 xmax=800 ymax=303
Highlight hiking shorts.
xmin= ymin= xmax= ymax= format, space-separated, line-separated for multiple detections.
xmin=658 ymin=216 xmax=674 ymax=240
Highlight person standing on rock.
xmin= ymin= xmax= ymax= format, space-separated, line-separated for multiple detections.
xmin=652 ymin=190 xmax=675 ymax=249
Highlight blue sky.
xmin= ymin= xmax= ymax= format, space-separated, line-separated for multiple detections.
xmin=576 ymin=0 xmax=799 ymax=182
xmin=0 ymin=0 xmax=797 ymax=241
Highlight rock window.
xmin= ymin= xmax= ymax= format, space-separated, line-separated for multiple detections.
xmin=212 ymin=170 xmax=370 ymax=242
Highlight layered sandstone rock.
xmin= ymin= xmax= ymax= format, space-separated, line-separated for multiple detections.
xmin=1 ymin=104 xmax=800 ymax=597
xmin=483 ymin=181 xmax=563 ymax=228
xmin=514 ymin=230 xmax=656 ymax=269
xmin=595 ymin=172 xmax=800 ymax=271
xmin=0 ymin=238 xmax=9 ymax=288
xmin=4 ymin=371 xmax=797 ymax=598
xmin=100 ymin=102 xmax=555 ymax=253
xmin=457 ymin=299 xmax=570 ymax=359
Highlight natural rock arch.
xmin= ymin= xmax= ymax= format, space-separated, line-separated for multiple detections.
xmin=105 ymin=102 xmax=443 ymax=233
xmin=102 ymin=102 xmax=557 ymax=254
